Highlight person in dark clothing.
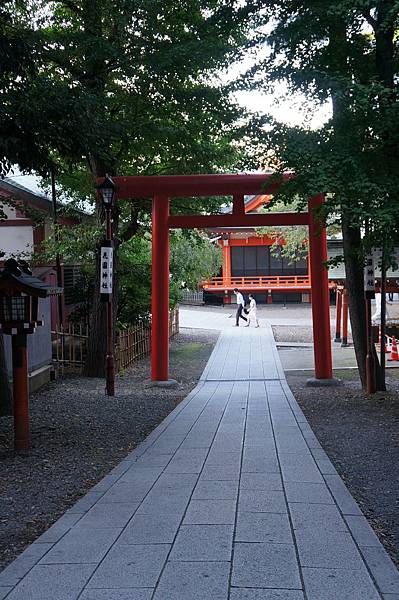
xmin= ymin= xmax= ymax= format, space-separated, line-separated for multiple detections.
xmin=233 ymin=287 xmax=248 ymax=326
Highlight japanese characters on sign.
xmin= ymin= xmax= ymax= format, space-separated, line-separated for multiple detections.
xmin=364 ymin=252 xmax=375 ymax=299
xmin=100 ymin=246 xmax=113 ymax=295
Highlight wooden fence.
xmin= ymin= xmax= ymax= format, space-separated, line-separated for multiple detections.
xmin=180 ymin=289 xmax=204 ymax=305
xmin=52 ymin=307 xmax=179 ymax=373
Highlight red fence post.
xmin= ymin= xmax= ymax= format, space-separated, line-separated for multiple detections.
xmin=308 ymin=195 xmax=333 ymax=380
xmin=334 ymin=289 xmax=342 ymax=342
xmin=341 ymin=290 xmax=349 ymax=347
xmin=151 ymin=195 xmax=170 ymax=381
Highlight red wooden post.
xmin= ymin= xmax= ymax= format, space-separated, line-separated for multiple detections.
xmin=308 ymin=195 xmax=333 ymax=379
xmin=151 ymin=195 xmax=170 ymax=381
xmin=334 ymin=289 xmax=342 ymax=342
xmin=222 ymin=243 xmax=230 ymax=287
xmin=12 ymin=334 xmax=30 ymax=452
xmin=341 ymin=290 xmax=349 ymax=347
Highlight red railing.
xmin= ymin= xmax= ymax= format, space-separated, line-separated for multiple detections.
xmin=202 ymin=275 xmax=311 ymax=290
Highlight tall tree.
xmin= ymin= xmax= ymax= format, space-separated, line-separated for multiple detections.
xmin=3 ymin=1 xmax=262 ymax=376
xmin=247 ymin=0 xmax=399 ymax=389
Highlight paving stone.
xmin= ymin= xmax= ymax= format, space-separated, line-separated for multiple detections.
xmin=232 ymin=542 xmax=301 ymax=589
xmin=154 ymin=472 xmax=198 ymax=490
xmin=5 ymin=564 xmax=96 ymax=600
xmin=193 ymin=479 xmax=239 ymax=500
xmin=315 ymin=459 xmax=338 ymax=475
xmin=170 ymin=524 xmax=233 ymax=561
xmin=302 ymin=566 xmax=381 ymax=599
xmin=153 ymin=561 xmax=230 ymax=600
xmin=345 ymin=515 xmax=382 ymax=547
xmin=165 ymin=449 xmax=208 ymax=473
xmin=274 ymin=433 xmax=309 ymax=454
xmin=120 ymin=465 xmax=164 ymax=479
xmin=201 ymin=464 xmax=240 ymax=480
xmin=135 ymin=453 xmax=173 ymax=467
xmin=90 ymin=474 xmax=123 ymax=493
xmin=238 ymin=489 xmax=287 ymax=513
xmin=118 ymin=512 xmax=182 ymax=544
xmin=39 ymin=528 xmax=121 ymax=564
xmin=324 ymin=474 xmax=363 ymax=515
xmin=240 ymin=472 xmax=283 ymax=491
xmin=184 ymin=498 xmax=236 ymax=524
xmin=77 ymin=502 xmax=140 ymax=529
xmin=0 ymin=589 xmax=12 ymax=600
xmin=295 ymin=528 xmax=365 ymax=569
xmin=310 ymin=448 xmax=329 ymax=461
xmin=98 ymin=481 xmax=154 ymax=504
xmin=66 ymin=491 xmax=104 ymax=514
xmin=284 ymin=482 xmax=333 ymax=504
xmin=136 ymin=473 xmax=196 ymax=515
xmin=205 ymin=451 xmax=242 ymax=467
xmin=0 ymin=543 xmax=54 ymax=586
xmin=235 ymin=512 xmax=293 ymax=544
xmin=34 ymin=514 xmax=82 ymax=544
xmin=281 ymin=463 xmax=324 ymax=484
xmin=80 ymin=589 xmax=153 ymax=600
xmin=360 ymin=546 xmax=399 ymax=594
xmin=137 ymin=489 xmax=190 ymax=515
xmin=383 ymin=595 xmax=399 ymax=599
xmin=230 ymin=589 xmax=304 ymax=599
xmin=242 ymin=454 xmax=279 ymax=473
xmin=87 ymin=544 xmax=170 ymax=588
xmin=289 ymin=502 xmax=347 ymax=532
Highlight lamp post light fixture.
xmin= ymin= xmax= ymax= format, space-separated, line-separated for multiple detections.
xmin=96 ymin=175 xmax=116 ymax=396
xmin=0 ymin=259 xmax=61 ymax=452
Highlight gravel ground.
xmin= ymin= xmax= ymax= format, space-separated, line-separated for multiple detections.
xmin=273 ymin=325 xmax=315 ymax=344
xmin=287 ymin=370 xmax=399 ymax=567
xmin=0 ymin=329 xmax=218 ymax=571
xmin=273 ymin=324 xmax=353 ymax=344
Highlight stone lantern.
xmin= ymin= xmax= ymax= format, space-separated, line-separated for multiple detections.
xmin=0 ymin=259 xmax=61 ymax=452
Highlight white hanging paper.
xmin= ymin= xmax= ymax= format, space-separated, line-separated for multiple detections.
xmin=100 ymin=246 xmax=113 ymax=294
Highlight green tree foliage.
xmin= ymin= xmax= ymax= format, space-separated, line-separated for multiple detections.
xmin=169 ymin=230 xmax=222 ymax=297
xmin=0 ymin=0 xmax=263 ymax=375
xmin=40 ymin=224 xmax=221 ymax=324
xmin=258 ymin=198 xmax=308 ymax=263
xmin=246 ymin=0 xmax=399 ymax=388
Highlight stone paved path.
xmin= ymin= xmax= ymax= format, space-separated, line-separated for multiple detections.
xmin=1 ymin=326 xmax=399 ymax=599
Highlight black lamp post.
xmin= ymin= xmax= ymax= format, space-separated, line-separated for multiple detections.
xmin=96 ymin=175 xmax=116 ymax=396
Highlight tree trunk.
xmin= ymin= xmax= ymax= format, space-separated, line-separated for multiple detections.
xmin=84 ymin=155 xmax=119 ymax=377
xmin=341 ymin=219 xmax=368 ymax=389
xmin=84 ymin=247 xmax=108 ymax=377
xmin=0 ymin=334 xmax=12 ymax=416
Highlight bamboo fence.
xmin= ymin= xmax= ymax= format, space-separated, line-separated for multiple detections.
xmin=52 ymin=307 xmax=179 ymax=373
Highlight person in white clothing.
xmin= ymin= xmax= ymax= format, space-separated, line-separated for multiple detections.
xmin=233 ymin=287 xmax=248 ymax=326
xmin=246 ymin=294 xmax=259 ymax=327
xmin=372 ymin=292 xmax=392 ymax=323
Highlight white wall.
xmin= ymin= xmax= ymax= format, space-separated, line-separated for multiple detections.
xmin=0 ymin=200 xmax=17 ymax=219
xmin=0 ymin=225 xmax=34 ymax=259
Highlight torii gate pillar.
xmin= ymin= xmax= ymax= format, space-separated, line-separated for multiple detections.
xmin=308 ymin=195 xmax=333 ymax=381
xmin=151 ymin=195 xmax=170 ymax=382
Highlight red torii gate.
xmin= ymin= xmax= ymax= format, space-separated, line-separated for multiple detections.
xmin=111 ymin=173 xmax=333 ymax=383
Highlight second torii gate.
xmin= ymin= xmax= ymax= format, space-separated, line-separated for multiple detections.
xmin=111 ymin=173 xmax=333 ymax=383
